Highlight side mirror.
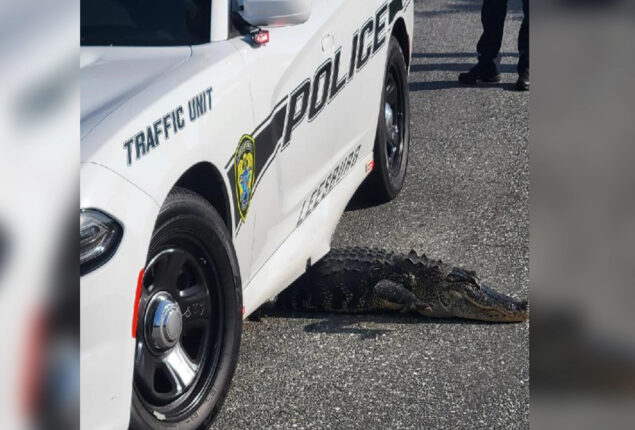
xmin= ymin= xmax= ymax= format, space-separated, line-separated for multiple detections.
xmin=241 ymin=0 xmax=312 ymax=27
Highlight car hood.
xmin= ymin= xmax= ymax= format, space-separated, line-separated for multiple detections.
xmin=80 ymin=46 xmax=192 ymax=139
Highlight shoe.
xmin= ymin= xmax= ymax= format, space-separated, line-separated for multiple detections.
xmin=458 ymin=64 xmax=501 ymax=85
xmin=516 ymin=70 xmax=529 ymax=91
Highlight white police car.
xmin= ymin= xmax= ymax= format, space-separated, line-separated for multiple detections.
xmin=80 ymin=1 xmax=413 ymax=428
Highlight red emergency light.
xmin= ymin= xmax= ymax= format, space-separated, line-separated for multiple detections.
xmin=252 ymin=29 xmax=270 ymax=45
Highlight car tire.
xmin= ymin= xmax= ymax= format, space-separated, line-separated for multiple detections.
xmin=363 ymin=35 xmax=410 ymax=203
xmin=130 ymin=187 xmax=242 ymax=430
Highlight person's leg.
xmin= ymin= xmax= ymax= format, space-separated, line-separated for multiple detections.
xmin=516 ymin=0 xmax=529 ymax=90
xmin=459 ymin=0 xmax=508 ymax=84
xmin=477 ymin=0 xmax=508 ymax=74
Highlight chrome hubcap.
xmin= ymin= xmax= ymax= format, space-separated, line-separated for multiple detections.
xmin=385 ymin=102 xmax=394 ymax=130
xmin=385 ymin=102 xmax=400 ymax=152
xmin=145 ymin=292 xmax=183 ymax=352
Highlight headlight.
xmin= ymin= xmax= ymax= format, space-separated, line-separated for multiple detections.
xmin=80 ymin=209 xmax=122 ymax=275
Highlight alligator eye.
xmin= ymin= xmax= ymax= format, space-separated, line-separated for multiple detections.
xmin=446 ymin=268 xmax=467 ymax=282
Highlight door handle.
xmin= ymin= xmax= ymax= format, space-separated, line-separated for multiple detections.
xmin=321 ymin=34 xmax=335 ymax=54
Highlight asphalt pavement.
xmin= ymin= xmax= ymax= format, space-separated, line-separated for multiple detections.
xmin=212 ymin=0 xmax=529 ymax=428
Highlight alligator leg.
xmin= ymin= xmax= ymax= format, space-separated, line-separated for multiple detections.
xmin=374 ymin=280 xmax=430 ymax=313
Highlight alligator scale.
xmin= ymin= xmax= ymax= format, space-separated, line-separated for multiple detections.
xmin=275 ymin=248 xmax=528 ymax=322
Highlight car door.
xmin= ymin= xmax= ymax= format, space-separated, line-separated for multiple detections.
xmin=324 ymin=0 xmax=390 ymax=166
xmin=229 ymin=0 xmax=345 ymax=278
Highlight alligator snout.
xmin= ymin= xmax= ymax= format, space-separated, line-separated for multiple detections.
xmin=452 ymin=283 xmax=529 ymax=322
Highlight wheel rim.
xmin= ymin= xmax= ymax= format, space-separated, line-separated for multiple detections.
xmin=134 ymin=246 xmax=223 ymax=418
xmin=383 ymin=63 xmax=405 ymax=179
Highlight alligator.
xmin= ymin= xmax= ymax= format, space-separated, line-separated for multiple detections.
xmin=274 ymin=247 xmax=528 ymax=323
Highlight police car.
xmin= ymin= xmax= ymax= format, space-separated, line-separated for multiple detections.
xmin=80 ymin=0 xmax=413 ymax=428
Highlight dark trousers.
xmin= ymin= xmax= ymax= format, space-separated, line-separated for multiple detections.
xmin=476 ymin=0 xmax=529 ymax=74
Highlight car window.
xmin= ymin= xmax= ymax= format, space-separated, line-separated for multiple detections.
xmin=81 ymin=0 xmax=211 ymax=46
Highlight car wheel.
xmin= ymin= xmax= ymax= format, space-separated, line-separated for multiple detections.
xmin=365 ymin=35 xmax=410 ymax=203
xmin=130 ymin=187 xmax=242 ymax=430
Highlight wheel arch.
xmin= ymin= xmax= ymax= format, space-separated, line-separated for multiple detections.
xmin=391 ymin=17 xmax=410 ymax=68
xmin=172 ymin=161 xmax=233 ymax=234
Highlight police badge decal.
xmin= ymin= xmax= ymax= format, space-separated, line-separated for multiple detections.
xmin=234 ymin=135 xmax=256 ymax=221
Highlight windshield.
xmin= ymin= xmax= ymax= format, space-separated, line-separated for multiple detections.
xmin=81 ymin=0 xmax=210 ymax=46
